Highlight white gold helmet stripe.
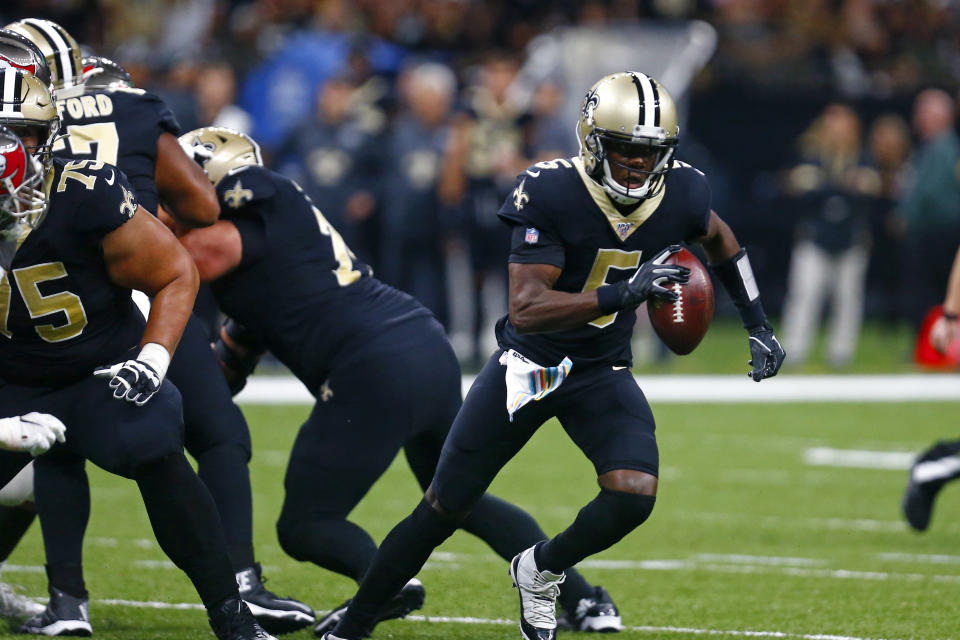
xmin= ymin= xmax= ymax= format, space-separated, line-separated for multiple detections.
xmin=0 ymin=70 xmax=19 ymax=115
xmin=648 ymin=79 xmax=661 ymax=127
xmin=22 ymin=19 xmax=74 ymax=87
xmin=632 ymin=72 xmax=656 ymax=128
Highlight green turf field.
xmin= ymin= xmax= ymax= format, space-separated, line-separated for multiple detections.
xmin=3 ymin=400 xmax=959 ymax=640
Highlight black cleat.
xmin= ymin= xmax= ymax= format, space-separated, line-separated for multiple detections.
xmin=313 ymin=578 xmax=425 ymax=638
xmin=559 ymin=586 xmax=622 ymax=633
xmin=510 ymin=545 xmax=565 ymax=640
xmin=19 ymin=586 xmax=91 ymax=637
xmin=902 ymin=440 xmax=960 ymax=532
xmin=208 ymin=596 xmax=277 ymax=640
xmin=236 ymin=564 xmax=314 ymax=635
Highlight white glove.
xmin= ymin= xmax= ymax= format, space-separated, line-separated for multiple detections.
xmin=0 ymin=413 xmax=66 ymax=455
xmin=94 ymin=343 xmax=170 ymax=406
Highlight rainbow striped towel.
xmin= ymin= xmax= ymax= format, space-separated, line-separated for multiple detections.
xmin=499 ymin=349 xmax=573 ymax=422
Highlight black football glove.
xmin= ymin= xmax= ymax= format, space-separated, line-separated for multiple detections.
xmin=94 ymin=359 xmax=162 ymax=405
xmin=616 ymin=245 xmax=690 ymax=308
xmin=747 ymin=322 xmax=785 ymax=382
xmin=214 ymin=319 xmax=264 ymax=396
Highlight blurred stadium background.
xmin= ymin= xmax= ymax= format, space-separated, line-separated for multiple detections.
xmin=6 ymin=4 xmax=960 ymax=640
xmin=6 ymin=0 xmax=960 ymax=372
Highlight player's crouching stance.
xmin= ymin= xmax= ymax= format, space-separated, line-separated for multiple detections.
xmin=325 ymin=72 xmax=785 ymax=640
xmin=0 ymin=414 xmax=64 ymax=620
xmin=0 ymin=85 xmax=273 ymax=639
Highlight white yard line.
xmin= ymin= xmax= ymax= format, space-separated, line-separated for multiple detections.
xmin=694 ymin=554 xmax=825 ymax=567
xmin=877 ymin=553 xmax=960 ymax=565
xmin=803 ymin=448 xmax=915 ymax=470
xmin=85 ymin=600 xmax=904 ymax=640
xmin=236 ymin=374 xmax=960 ymax=405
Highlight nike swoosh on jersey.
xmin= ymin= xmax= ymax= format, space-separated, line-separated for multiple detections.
xmin=525 ymin=170 xmax=541 ymax=177
xmin=612 ymin=365 xmax=628 ymax=370
xmin=105 ymin=170 xmax=115 ymax=185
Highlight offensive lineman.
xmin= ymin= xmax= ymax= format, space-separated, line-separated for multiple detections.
xmin=0 ymin=27 xmax=57 ymax=622
xmin=172 ymin=126 xmax=625 ymax=636
xmin=324 ymin=72 xmax=785 ymax=640
xmin=2 ymin=18 xmax=312 ymax=634
xmin=0 ymin=70 xmax=273 ymax=640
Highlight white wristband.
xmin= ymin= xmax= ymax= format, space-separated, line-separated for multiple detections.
xmin=138 ymin=343 xmax=171 ymax=381
xmin=0 ymin=416 xmax=21 ymax=451
xmin=735 ymin=252 xmax=760 ymax=302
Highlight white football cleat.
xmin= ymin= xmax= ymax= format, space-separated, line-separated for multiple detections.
xmin=509 ymin=545 xmax=565 ymax=640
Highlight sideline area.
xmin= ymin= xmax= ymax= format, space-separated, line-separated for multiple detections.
xmin=236 ymin=374 xmax=960 ymax=404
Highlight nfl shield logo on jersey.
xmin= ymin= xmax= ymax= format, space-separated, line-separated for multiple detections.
xmin=525 ymin=227 xmax=539 ymax=244
xmin=616 ymin=221 xmax=633 ymax=241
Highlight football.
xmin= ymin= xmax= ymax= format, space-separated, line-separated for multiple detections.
xmin=646 ymin=247 xmax=714 ymax=355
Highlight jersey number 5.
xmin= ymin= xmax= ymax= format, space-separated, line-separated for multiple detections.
xmin=0 ymin=263 xmax=88 ymax=342
xmin=581 ymin=249 xmax=642 ymax=329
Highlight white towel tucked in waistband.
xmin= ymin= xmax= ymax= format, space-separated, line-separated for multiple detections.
xmin=499 ymin=349 xmax=573 ymax=422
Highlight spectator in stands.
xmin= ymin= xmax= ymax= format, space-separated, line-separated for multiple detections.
xmin=781 ymin=103 xmax=872 ymax=368
xmin=378 ymin=62 xmax=460 ymax=327
xmin=900 ymin=89 xmax=960 ymax=329
xmin=195 ymin=61 xmax=253 ymax=132
xmin=864 ymin=114 xmax=911 ymax=325
xmin=451 ymin=51 xmax=533 ymax=366
xmin=277 ymin=74 xmax=385 ymax=264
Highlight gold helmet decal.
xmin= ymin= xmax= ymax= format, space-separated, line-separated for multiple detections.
xmin=577 ymin=72 xmax=679 ymax=205
xmin=179 ymin=127 xmax=263 ymax=187
xmin=4 ymin=19 xmax=82 ymax=96
xmin=0 ymin=68 xmax=60 ymax=169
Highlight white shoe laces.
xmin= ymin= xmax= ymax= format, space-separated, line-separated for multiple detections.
xmin=520 ymin=568 xmax=565 ymax=628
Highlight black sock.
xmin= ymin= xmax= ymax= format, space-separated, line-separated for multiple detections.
xmin=460 ymin=494 xmax=593 ymax=608
xmin=195 ymin=443 xmax=255 ymax=572
xmin=0 ymin=505 xmax=35 ymax=562
xmin=135 ymin=453 xmax=237 ymax=609
xmin=277 ymin=517 xmax=377 ymax=583
xmin=538 ymin=489 xmax=655 ymax=574
xmin=45 ymin=563 xmax=86 ymax=599
xmin=34 ymin=457 xmax=89 ymax=574
xmin=336 ymin=499 xmax=458 ymax=638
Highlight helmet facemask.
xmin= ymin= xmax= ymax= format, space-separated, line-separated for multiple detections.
xmin=0 ymin=130 xmax=47 ymax=243
xmin=585 ymin=129 xmax=676 ymax=205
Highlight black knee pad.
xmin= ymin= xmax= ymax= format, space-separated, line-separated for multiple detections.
xmin=598 ymin=488 xmax=656 ymax=530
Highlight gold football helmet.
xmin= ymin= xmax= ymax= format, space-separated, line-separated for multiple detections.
xmin=4 ymin=18 xmax=82 ymax=97
xmin=0 ymin=68 xmax=60 ymax=170
xmin=577 ymin=71 xmax=679 ymax=204
xmin=179 ymin=127 xmax=263 ymax=187
xmin=0 ymin=29 xmax=52 ymax=89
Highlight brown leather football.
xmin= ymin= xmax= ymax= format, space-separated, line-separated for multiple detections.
xmin=646 ymin=248 xmax=714 ymax=355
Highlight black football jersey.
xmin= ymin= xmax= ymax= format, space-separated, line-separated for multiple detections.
xmin=210 ymin=165 xmax=432 ymax=391
xmin=496 ymin=157 xmax=711 ymax=370
xmin=53 ymin=88 xmax=180 ymax=214
xmin=0 ymin=159 xmax=144 ymax=386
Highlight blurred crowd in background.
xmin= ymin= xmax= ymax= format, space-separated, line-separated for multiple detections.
xmin=4 ymin=0 xmax=960 ymax=368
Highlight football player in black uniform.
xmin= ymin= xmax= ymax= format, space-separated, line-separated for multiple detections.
xmin=324 ymin=72 xmax=786 ymax=640
xmin=0 ymin=70 xmax=275 ymax=640
xmin=0 ymin=411 xmax=63 ymax=621
xmin=2 ymin=18 xmax=314 ymax=635
xmin=173 ymin=126 xmax=624 ymax=636
xmin=0 ymin=27 xmax=60 ymax=623
xmin=902 ymin=248 xmax=960 ymax=530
